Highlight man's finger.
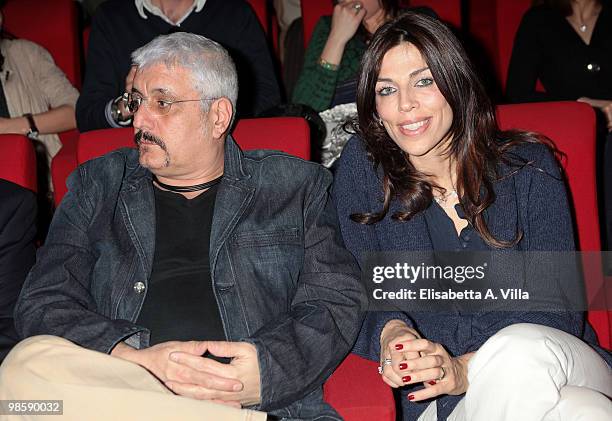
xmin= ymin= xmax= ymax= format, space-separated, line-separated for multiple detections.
xmin=169 ymin=351 xmax=235 ymax=378
xmin=166 ymin=359 xmax=243 ymax=392
xmin=205 ymin=341 xmax=247 ymax=358
xmin=165 ymin=381 xmax=241 ymax=401
xmin=170 ymin=340 xmax=209 ymax=356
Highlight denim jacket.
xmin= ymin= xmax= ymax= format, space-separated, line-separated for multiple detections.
xmin=16 ymin=136 xmax=366 ymax=419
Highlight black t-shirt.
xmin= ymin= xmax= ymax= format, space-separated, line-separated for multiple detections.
xmin=137 ymin=185 xmax=225 ymax=346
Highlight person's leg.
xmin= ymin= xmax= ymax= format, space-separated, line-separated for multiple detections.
xmin=0 ymin=336 xmax=266 ymax=421
xmin=544 ymin=385 xmax=612 ymax=421
xmin=461 ymin=323 xmax=611 ymax=421
xmin=415 ymin=401 xmax=437 ymax=420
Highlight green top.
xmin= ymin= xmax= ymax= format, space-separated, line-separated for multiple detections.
xmin=292 ymin=16 xmax=367 ymax=111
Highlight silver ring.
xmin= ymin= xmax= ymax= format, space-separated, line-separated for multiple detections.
xmin=353 ymin=3 xmax=362 ymax=10
xmin=436 ymin=366 xmax=446 ymax=381
xmin=377 ymin=358 xmax=393 ymax=374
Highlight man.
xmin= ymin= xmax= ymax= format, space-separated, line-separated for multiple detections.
xmin=0 ymin=179 xmax=36 ymax=363
xmin=0 ymin=33 xmax=365 ymax=419
xmin=3 ymin=33 xmax=365 ymax=420
xmin=76 ymin=0 xmax=281 ymax=132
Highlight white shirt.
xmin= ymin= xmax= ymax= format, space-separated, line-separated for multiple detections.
xmin=135 ymin=0 xmax=207 ymax=26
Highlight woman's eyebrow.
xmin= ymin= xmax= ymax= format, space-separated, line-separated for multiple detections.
xmin=409 ymin=66 xmax=430 ymax=77
xmin=376 ymin=67 xmax=430 ymax=83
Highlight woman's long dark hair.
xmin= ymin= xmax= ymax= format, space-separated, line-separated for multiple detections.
xmin=351 ymin=12 xmax=555 ymax=248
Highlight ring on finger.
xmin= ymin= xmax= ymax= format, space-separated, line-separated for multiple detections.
xmin=353 ymin=3 xmax=362 ymax=11
xmin=377 ymin=358 xmax=393 ymax=374
xmin=436 ymin=366 xmax=446 ymax=381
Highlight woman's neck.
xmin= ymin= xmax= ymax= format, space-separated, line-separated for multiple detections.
xmin=571 ymin=0 xmax=600 ymax=17
xmin=363 ymin=8 xmax=387 ymax=34
xmin=411 ymin=154 xmax=456 ymax=193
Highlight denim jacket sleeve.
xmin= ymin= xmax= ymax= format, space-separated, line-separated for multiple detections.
xmin=244 ymin=168 xmax=367 ymax=412
xmin=14 ymin=163 xmax=147 ymax=354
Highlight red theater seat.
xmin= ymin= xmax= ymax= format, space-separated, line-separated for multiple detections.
xmin=0 ymin=135 xmax=37 ymax=192
xmin=497 ymin=102 xmax=611 ymax=349
xmin=53 ymin=118 xmax=311 ymax=205
xmin=2 ymin=0 xmax=81 ymax=89
xmin=469 ymin=0 xmax=531 ymax=92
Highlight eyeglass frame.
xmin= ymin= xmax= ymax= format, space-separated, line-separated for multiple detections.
xmin=123 ymin=92 xmax=219 ymax=116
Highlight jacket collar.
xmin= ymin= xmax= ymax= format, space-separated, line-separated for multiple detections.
xmin=119 ymin=135 xmax=254 ymax=278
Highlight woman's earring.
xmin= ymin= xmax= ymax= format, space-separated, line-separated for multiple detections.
xmin=376 ymin=116 xmax=383 ymax=126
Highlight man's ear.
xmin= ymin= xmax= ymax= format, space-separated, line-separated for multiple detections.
xmin=209 ymin=98 xmax=234 ymax=140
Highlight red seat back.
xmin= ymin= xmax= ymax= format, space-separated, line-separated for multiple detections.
xmin=0 ymin=134 xmax=37 ymax=192
xmin=497 ymin=102 xmax=610 ymax=348
xmin=76 ymin=117 xmax=311 ymax=165
xmin=469 ymin=0 xmax=531 ymax=92
xmin=2 ymin=0 xmax=81 ymax=89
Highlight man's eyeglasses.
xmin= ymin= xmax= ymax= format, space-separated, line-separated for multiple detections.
xmin=124 ymin=93 xmax=218 ymax=116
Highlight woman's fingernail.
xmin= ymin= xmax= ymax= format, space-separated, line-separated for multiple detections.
xmin=402 ymin=376 xmax=411 ymax=382
xmin=395 ymin=344 xmax=403 ymax=350
xmin=429 ymin=380 xmax=437 ymax=385
xmin=399 ymin=362 xmax=408 ymax=370
xmin=408 ymin=395 xmax=415 ymax=401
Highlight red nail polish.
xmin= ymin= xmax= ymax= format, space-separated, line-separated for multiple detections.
xmin=429 ymin=380 xmax=437 ymax=385
xmin=399 ymin=363 xmax=407 ymax=370
xmin=408 ymin=395 xmax=415 ymax=401
xmin=402 ymin=376 xmax=411 ymax=382
xmin=395 ymin=344 xmax=403 ymax=350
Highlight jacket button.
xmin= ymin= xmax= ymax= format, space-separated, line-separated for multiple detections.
xmin=586 ymin=62 xmax=600 ymax=72
xmin=133 ymin=281 xmax=146 ymax=294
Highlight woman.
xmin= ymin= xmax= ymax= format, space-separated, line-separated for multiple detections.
xmin=506 ymin=0 xmax=611 ymax=129
xmin=333 ymin=12 xmax=612 ymax=420
xmin=0 ymin=5 xmax=78 ymax=166
xmin=292 ymin=0 xmax=434 ymax=112
xmin=507 ymin=0 xmax=612 ymax=263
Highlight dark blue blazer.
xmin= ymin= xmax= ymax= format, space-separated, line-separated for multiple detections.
xmin=332 ymin=137 xmax=610 ymax=420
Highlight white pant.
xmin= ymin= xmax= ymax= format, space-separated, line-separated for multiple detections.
xmin=417 ymin=324 xmax=612 ymax=421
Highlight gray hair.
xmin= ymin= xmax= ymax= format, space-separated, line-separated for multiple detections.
xmin=131 ymin=32 xmax=238 ymax=114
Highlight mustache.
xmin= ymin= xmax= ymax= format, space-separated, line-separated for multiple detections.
xmin=134 ymin=131 xmax=167 ymax=151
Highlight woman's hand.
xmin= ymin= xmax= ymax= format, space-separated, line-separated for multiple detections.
xmin=378 ymin=319 xmax=421 ymax=388
xmin=395 ymin=338 xmax=474 ymax=402
xmin=577 ymin=97 xmax=612 ymax=131
xmin=328 ymin=1 xmax=367 ymax=46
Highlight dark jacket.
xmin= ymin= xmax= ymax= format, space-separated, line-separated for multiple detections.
xmin=332 ymin=137 xmax=610 ymax=420
xmin=0 ymin=179 xmax=36 ymax=363
xmin=76 ymin=0 xmax=281 ymax=131
xmin=15 ymin=137 xmax=366 ymax=419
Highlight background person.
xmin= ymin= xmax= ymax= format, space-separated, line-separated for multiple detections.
xmin=292 ymin=0 xmax=435 ymax=112
xmin=76 ymin=0 xmax=281 ymax=132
